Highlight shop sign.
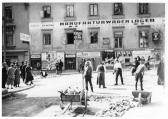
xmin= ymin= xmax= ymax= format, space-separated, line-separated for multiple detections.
xmin=132 ymin=50 xmax=152 ymax=60
xmin=59 ymin=17 xmax=164 ymax=27
xmin=152 ymin=32 xmax=160 ymax=41
xmin=77 ymin=52 xmax=100 ymax=58
xmin=29 ymin=17 xmax=164 ymax=29
xmin=20 ymin=33 xmax=31 ymax=42
xmin=66 ymin=54 xmax=76 ymax=58
xmin=31 ymin=54 xmax=41 ymax=58
xmin=74 ymin=30 xmax=82 ymax=40
xmin=104 ymin=50 xmax=113 ymax=52
xmin=103 ymin=38 xmax=110 ymax=45
xmin=41 ymin=22 xmax=54 ymax=29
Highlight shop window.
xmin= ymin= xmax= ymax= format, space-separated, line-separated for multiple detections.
xmin=43 ymin=6 xmax=51 ymax=18
xmin=5 ymin=6 xmax=12 ymax=19
xmin=66 ymin=4 xmax=74 ymax=17
xmin=114 ymin=31 xmax=123 ymax=48
xmin=89 ymin=3 xmax=98 ymax=16
xmin=6 ymin=34 xmax=14 ymax=46
xmin=43 ymin=33 xmax=51 ymax=45
xmin=113 ymin=3 xmax=123 ymax=15
xmin=125 ymin=58 xmax=130 ymax=63
xmin=90 ymin=31 xmax=98 ymax=44
xmin=67 ymin=32 xmax=74 ymax=44
xmin=138 ymin=3 xmax=149 ymax=15
xmin=139 ymin=30 xmax=149 ymax=48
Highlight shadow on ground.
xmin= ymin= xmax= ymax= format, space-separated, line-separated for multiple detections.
xmin=2 ymin=93 xmax=61 ymax=117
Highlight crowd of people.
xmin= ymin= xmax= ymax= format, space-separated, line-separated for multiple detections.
xmin=2 ymin=61 xmax=34 ymax=89
xmin=82 ymin=55 xmax=164 ymax=93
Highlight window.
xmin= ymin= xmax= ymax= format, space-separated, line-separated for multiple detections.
xmin=90 ymin=31 xmax=98 ymax=44
xmin=5 ymin=6 xmax=12 ymax=19
xmin=139 ymin=30 xmax=149 ymax=48
xmin=67 ymin=33 xmax=74 ymax=44
xmin=113 ymin=3 xmax=123 ymax=15
xmin=43 ymin=33 xmax=51 ymax=45
xmin=89 ymin=4 xmax=98 ymax=16
xmin=66 ymin=5 xmax=74 ymax=17
xmin=43 ymin=6 xmax=51 ymax=18
xmin=114 ymin=31 xmax=123 ymax=48
xmin=6 ymin=34 xmax=14 ymax=46
xmin=139 ymin=3 xmax=149 ymax=15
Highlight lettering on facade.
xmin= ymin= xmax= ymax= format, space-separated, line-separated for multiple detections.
xmin=59 ymin=18 xmax=156 ymax=26
xmin=29 ymin=17 xmax=164 ymax=29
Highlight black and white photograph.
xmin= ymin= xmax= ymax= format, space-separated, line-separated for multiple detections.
xmin=1 ymin=0 xmax=167 ymax=118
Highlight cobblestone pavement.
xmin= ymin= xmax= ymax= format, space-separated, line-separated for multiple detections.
xmin=2 ymin=68 xmax=167 ymax=117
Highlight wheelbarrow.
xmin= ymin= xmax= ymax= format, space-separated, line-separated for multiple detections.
xmin=58 ymin=90 xmax=88 ymax=116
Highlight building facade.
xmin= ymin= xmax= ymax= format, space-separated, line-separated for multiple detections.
xmin=2 ymin=3 xmax=30 ymax=66
xmin=28 ymin=3 xmax=165 ymax=70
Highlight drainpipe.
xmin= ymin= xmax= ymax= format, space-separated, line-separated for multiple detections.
xmin=3 ymin=3 xmax=7 ymax=63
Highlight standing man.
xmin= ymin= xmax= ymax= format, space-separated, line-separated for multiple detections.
xmin=55 ymin=60 xmax=59 ymax=75
xmin=84 ymin=61 xmax=93 ymax=92
xmin=113 ymin=60 xmax=124 ymax=85
xmin=20 ymin=61 xmax=24 ymax=81
xmin=59 ymin=59 xmax=63 ymax=74
xmin=2 ymin=62 xmax=8 ymax=88
xmin=132 ymin=57 xmax=140 ymax=76
xmin=134 ymin=58 xmax=146 ymax=91
xmin=20 ymin=61 xmax=27 ymax=83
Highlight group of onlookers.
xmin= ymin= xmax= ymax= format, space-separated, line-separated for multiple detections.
xmin=55 ymin=60 xmax=63 ymax=75
xmin=2 ymin=61 xmax=34 ymax=89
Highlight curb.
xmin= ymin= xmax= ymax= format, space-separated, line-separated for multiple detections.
xmin=2 ymin=84 xmax=35 ymax=99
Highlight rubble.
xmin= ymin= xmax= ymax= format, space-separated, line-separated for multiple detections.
xmin=91 ymin=95 xmax=138 ymax=117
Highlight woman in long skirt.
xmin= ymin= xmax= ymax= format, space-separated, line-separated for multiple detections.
xmin=14 ymin=64 xmax=21 ymax=87
xmin=7 ymin=63 xmax=15 ymax=89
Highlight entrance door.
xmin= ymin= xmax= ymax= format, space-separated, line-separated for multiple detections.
xmin=65 ymin=57 xmax=76 ymax=70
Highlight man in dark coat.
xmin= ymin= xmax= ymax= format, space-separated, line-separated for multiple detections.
xmin=84 ymin=61 xmax=93 ymax=92
xmin=20 ymin=61 xmax=27 ymax=83
xmin=2 ymin=62 xmax=8 ymax=88
xmin=59 ymin=59 xmax=63 ymax=74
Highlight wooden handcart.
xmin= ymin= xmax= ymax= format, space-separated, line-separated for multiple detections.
xmin=58 ymin=73 xmax=88 ymax=116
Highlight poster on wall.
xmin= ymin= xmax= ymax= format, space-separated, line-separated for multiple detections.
xmin=56 ymin=52 xmax=64 ymax=62
xmin=41 ymin=51 xmax=57 ymax=70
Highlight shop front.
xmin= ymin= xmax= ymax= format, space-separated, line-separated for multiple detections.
xmin=102 ymin=50 xmax=115 ymax=63
xmin=77 ymin=51 xmax=101 ymax=71
xmin=114 ymin=50 xmax=133 ymax=66
xmin=31 ymin=54 xmax=41 ymax=70
xmin=65 ymin=54 xmax=76 ymax=70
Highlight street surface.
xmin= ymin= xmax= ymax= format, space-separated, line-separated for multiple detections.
xmin=2 ymin=68 xmax=167 ymax=118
